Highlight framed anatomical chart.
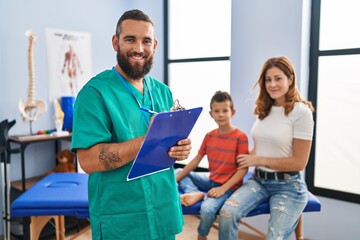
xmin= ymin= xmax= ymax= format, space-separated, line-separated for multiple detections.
xmin=45 ymin=28 xmax=92 ymax=101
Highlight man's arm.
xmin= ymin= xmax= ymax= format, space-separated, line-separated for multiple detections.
xmin=77 ymin=136 xmax=145 ymax=174
xmin=77 ymin=138 xmax=192 ymax=174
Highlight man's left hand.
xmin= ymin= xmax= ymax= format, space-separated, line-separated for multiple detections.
xmin=169 ymin=138 xmax=192 ymax=161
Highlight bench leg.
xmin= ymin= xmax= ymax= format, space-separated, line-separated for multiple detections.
xmin=67 ymin=224 xmax=91 ymax=240
xmin=295 ymin=214 xmax=304 ymax=240
xmin=57 ymin=216 xmax=66 ymax=240
xmin=30 ymin=215 xmax=65 ymax=240
xmin=239 ymin=220 xmax=267 ymax=238
xmin=239 ymin=216 xmax=304 ymax=239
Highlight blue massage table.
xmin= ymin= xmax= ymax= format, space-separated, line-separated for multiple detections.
xmin=11 ymin=173 xmax=89 ymax=240
xmin=11 ymin=172 xmax=321 ymax=239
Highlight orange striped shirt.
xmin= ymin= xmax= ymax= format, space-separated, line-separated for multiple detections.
xmin=198 ymin=128 xmax=249 ymax=189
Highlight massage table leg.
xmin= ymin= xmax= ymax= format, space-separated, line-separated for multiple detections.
xmin=295 ymin=214 xmax=304 ymax=240
xmin=30 ymin=215 xmax=65 ymax=240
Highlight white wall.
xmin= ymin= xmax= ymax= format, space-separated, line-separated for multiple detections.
xmin=231 ymin=0 xmax=306 ymax=143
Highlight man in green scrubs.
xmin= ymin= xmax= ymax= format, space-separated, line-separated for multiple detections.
xmin=71 ymin=9 xmax=192 ymax=240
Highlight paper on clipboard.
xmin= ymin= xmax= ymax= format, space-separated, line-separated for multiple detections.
xmin=127 ymin=107 xmax=203 ymax=181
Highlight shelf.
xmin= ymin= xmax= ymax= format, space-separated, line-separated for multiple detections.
xmin=11 ymin=175 xmax=45 ymax=191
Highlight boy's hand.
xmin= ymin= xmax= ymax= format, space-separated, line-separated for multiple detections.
xmin=207 ymin=186 xmax=226 ymax=198
xmin=169 ymin=138 xmax=192 ymax=161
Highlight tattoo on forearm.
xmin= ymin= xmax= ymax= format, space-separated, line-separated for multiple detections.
xmin=99 ymin=144 xmax=122 ymax=170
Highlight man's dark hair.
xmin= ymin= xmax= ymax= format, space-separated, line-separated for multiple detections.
xmin=115 ymin=9 xmax=154 ymax=37
xmin=210 ymin=91 xmax=234 ymax=110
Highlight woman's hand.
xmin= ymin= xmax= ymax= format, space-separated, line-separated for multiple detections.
xmin=237 ymin=154 xmax=261 ymax=169
xmin=169 ymin=138 xmax=192 ymax=161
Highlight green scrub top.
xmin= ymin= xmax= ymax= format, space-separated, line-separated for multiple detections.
xmin=71 ymin=70 xmax=183 ymax=240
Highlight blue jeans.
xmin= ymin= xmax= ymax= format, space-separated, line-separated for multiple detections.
xmin=218 ymin=173 xmax=308 ymax=240
xmin=175 ymin=169 xmax=235 ymax=237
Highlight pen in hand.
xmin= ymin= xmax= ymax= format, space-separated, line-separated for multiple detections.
xmin=140 ymin=107 xmax=158 ymax=115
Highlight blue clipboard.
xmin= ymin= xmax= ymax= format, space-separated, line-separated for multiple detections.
xmin=127 ymin=107 xmax=203 ymax=181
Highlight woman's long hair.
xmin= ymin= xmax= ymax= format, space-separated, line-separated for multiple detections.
xmin=254 ymin=56 xmax=314 ymax=120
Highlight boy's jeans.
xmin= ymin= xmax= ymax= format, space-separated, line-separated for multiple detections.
xmin=175 ymin=169 xmax=234 ymax=237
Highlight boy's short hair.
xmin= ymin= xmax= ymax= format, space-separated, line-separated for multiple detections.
xmin=210 ymin=91 xmax=234 ymax=110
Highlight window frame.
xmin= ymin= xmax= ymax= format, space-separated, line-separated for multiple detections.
xmin=306 ymin=0 xmax=360 ymax=204
xmin=163 ymin=0 xmax=231 ymax=169
xmin=163 ymin=0 xmax=230 ymax=85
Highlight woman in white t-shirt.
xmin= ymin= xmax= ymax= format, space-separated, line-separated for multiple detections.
xmin=218 ymin=56 xmax=314 ymax=240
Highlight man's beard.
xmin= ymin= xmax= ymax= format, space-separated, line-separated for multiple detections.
xmin=117 ymin=50 xmax=153 ymax=79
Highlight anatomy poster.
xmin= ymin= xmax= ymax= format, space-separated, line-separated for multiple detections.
xmin=45 ymin=28 xmax=92 ymax=101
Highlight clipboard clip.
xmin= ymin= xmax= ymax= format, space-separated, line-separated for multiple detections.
xmin=170 ymin=99 xmax=185 ymax=111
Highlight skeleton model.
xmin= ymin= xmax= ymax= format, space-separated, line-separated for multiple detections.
xmin=18 ymin=29 xmax=47 ymax=134
xmin=52 ymin=99 xmax=69 ymax=136
xmin=53 ymin=99 xmax=64 ymax=133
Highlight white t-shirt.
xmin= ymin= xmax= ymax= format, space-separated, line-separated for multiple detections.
xmin=251 ymin=102 xmax=314 ymax=172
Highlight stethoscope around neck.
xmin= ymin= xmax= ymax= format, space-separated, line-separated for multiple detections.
xmin=112 ymin=67 xmax=154 ymax=125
